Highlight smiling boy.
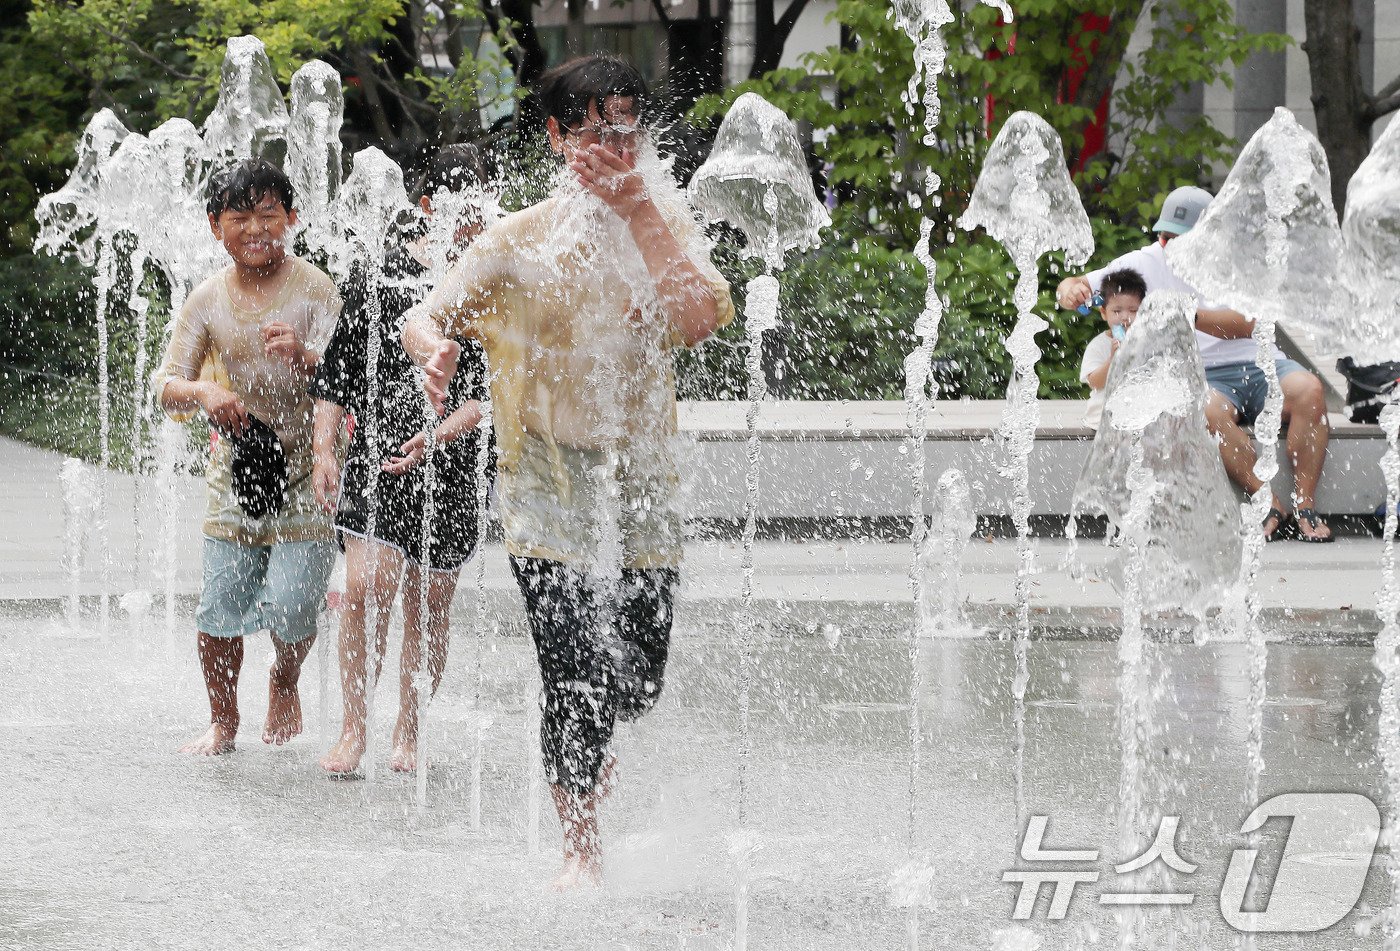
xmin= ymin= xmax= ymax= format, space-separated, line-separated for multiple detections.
xmin=156 ymin=159 xmax=341 ymax=755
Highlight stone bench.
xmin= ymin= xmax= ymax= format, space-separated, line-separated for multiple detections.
xmin=677 ymin=400 xmax=1387 ymax=519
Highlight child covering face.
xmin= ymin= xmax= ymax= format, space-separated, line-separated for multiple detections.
xmin=402 ymin=55 xmax=735 ymax=890
xmin=1078 ymin=267 xmax=1147 ymax=431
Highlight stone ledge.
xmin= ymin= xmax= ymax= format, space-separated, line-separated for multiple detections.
xmin=678 ymin=399 xmax=1382 ymax=442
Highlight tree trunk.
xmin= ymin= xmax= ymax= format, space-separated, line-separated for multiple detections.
xmin=567 ymin=0 xmax=587 ymax=55
xmin=1064 ymin=3 xmax=1147 ymax=169
xmin=487 ymin=0 xmax=549 ymax=88
xmin=749 ymin=0 xmax=815 ymax=79
xmin=348 ymin=46 xmax=401 ymax=154
xmin=1302 ymin=0 xmax=1372 ymax=214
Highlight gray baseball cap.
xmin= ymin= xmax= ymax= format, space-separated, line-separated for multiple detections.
xmin=1152 ymin=185 xmax=1214 ymax=235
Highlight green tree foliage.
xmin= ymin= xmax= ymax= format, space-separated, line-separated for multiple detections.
xmin=688 ymin=0 xmax=1285 ymax=399
xmin=26 ymin=0 xmax=509 ymax=162
xmin=0 ymin=1 xmax=90 ymax=253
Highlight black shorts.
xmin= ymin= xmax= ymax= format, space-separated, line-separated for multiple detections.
xmin=334 ymin=438 xmax=483 ymax=572
xmin=510 ymin=556 xmax=679 ymax=796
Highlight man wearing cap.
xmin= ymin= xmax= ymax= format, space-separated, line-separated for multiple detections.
xmin=1056 ymin=186 xmax=1333 ymax=542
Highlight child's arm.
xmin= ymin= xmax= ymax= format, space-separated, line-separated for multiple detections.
xmin=162 ymin=379 xmax=249 ymax=434
xmin=1080 ymin=334 xmax=1117 ymax=392
xmin=570 ymin=144 xmax=727 ymax=347
xmin=262 ymin=321 xmax=319 ymax=375
xmin=311 ymin=399 xmax=344 ymax=512
xmin=156 ymin=300 xmax=250 ymax=434
xmin=1084 ymin=351 xmax=1116 ymax=390
xmin=381 ymin=399 xmax=484 ymax=476
xmin=402 ymin=318 xmax=461 ymax=416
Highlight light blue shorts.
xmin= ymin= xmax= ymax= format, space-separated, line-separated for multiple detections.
xmin=196 ymin=537 xmax=336 ymax=644
xmin=1205 ymin=359 xmax=1307 ymax=426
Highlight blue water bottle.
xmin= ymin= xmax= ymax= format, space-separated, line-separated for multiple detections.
xmin=1076 ymin=292 xmax=1104 ymax=316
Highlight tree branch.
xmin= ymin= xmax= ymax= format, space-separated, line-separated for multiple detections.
xmin=53 ymin=0 xmax=198 ymax=83
xmin=1376 ymin=72 xmax=1400 ymax=103
xmin=1373 ymin=89 xmax=1400 ymax=118
xmin=776 ymin=0 xmax=813 ymax=36
xmin=1369 ymin=72 xmax=1400 ymax=118
xmin=1065 ymin=3 xmax=1148 ymax=167
xmin=648 ymin=0 xmax=674 ymax=25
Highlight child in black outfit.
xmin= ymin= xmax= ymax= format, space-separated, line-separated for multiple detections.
xmin=310 ymin=145 xmax=492 ymax=775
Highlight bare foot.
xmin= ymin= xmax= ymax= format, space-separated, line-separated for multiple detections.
xmin=180 ymin=723 xmax=237 ymax=755
xmin=551 ymin=853 xmax=603 ymax=891
xmin=319 ymin=732 xmax=366 ymax=775
xmin=389 ymin=738 xmax=421 ymax=773
xmin=263 ymin=678 xmax=304 ymax=746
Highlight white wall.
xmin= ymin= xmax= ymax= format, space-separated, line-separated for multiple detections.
xmin=778 ymin=0 xmax=840 ymax=71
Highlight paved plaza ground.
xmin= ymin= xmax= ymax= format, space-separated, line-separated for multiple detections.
xmin=0 ymin=435 xmax=1393 ymax=949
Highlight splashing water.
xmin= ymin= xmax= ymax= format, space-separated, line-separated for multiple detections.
xmin=689 ymin=91 xmax=829 ymax=951
xmin=201 ymin=35 xmax=289 ymax=164
xmin=34 ymin=109 xmax=128 ymax=266
xmin=919 ymin=468 xmax=977 ymax=636
xmin=59 ymin=458 xmax=98 ymax=630
xmin=414 ymin=412 xmax=438 ymax=813
xmin=1343 ymin=117 xmax=1400 ymax=360
xmin=892 ymin=8 xmax=954 ymax=943
xmin=1168 ymin=110 xmax=1345 ymax=884
xmin=1168 ymin=108 xmax=1349 ymax=347
xmin=331 ymin=147 xmax=415 ymax=783
xmin=1073 ymin=293 xmax=1242 ymax=621
xmin=1072 ymin=292 xmax=1241 ymax=947
xmin=1343 ymin=113 xmax=1400 ymax=946
xmin=961 ymin=109 xmax=1092 ymax=853
xmin=286 ymin=60 xmax=345 ymax=259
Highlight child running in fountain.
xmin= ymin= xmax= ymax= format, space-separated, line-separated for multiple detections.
xmin=401 ymin=56 xmax=734 ymax=889
xmin=1078 ymin=267 xmax=1147 ymax=430
xmin=311 ymin=145 xmax=492 ymax=776
xmin=156 ymin=159 xmax=341 ymax=755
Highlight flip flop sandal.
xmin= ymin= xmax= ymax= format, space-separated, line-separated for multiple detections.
xmin=1296 ymin=507 xmax=1335 ymax=543
xmin=1262 ymin=506 xmax=1291 ymax=542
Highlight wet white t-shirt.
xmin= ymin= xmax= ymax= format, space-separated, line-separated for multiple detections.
xmin=1079 ymin=331 xmax=1114 ymax=430
xmin=1084 ymin=241 xmax=1279 ymax=368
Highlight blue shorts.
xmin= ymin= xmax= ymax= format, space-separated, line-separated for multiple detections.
xmin=1204 ymin=359 xmax=1307 ymax=425
xmin=196 ymin=537 xmax=336 ymax=644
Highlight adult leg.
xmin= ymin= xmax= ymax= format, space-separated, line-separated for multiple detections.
xmin=320 ymin=535 xmax=405 ymax=772
xmin=1280 ymin=368 xmax=1333 ymax=540
xmin=181 ymin=632 xmax=244 ymax=754
xmin=511 ymin=557 xmax=613 ymax=888
xmin=1205 ymin=390 xmax=1289 ymax=537
xmin=391 ymin=563 xmax=461 ymax=772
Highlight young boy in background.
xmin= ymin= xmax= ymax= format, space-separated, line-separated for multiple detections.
xmin=1078 ymin=268 xmax=1147 ymax=430
xmin=156 ymin=159 xmax=341 ymax=755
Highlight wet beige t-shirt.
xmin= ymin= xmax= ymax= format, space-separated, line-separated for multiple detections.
xmin=155 ymin=256 xmax=342 ymax=546
xmin=409 ymin=189 xmax=734 ymax=569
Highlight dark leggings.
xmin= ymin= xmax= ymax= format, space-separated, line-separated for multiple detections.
xmin=510 ymin=557 xmax=678 ymax=797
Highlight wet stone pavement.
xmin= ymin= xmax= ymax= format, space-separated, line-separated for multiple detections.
xmin=0 ymin=594 xmax=1387 ymax=950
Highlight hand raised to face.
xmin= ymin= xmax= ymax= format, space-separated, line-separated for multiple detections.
xmin=569 ymin=142 xmax=648 ymax=221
